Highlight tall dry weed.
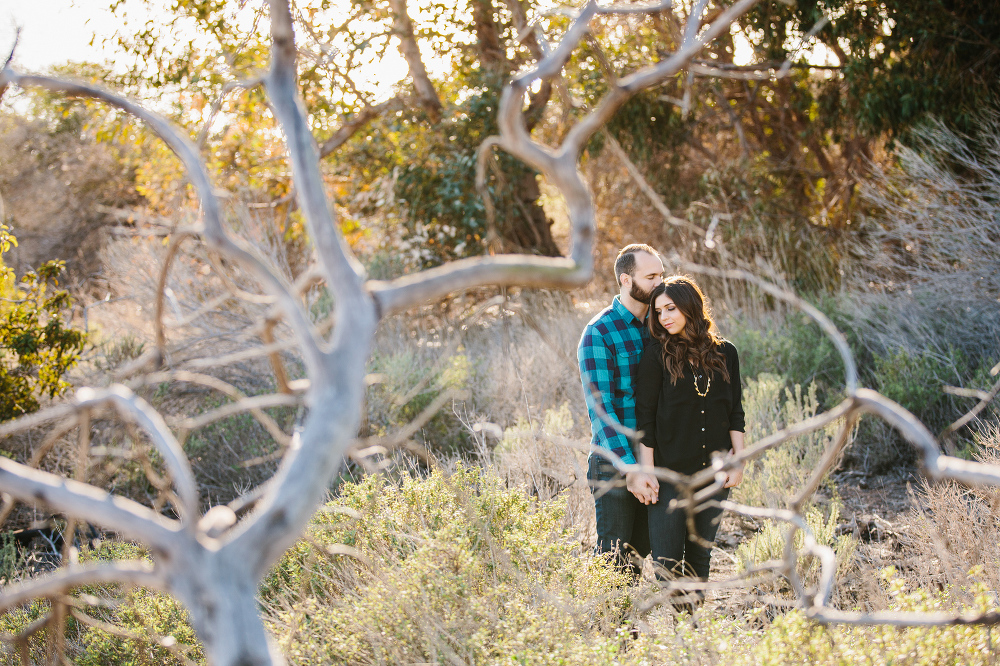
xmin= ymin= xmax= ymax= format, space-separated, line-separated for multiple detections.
xmin=848 ymin=116 xmax=1000 ymax=385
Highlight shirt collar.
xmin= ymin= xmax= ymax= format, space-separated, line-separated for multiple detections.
xmin=612 ymin=294 xmax=646 ymax=327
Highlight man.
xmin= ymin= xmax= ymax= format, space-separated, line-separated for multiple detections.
xmin=578 ymin=243 xmax=662 ymax=576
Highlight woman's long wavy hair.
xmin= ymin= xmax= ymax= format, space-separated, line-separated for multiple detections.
xmin=648 ymin=277 xmax=730 ymax=385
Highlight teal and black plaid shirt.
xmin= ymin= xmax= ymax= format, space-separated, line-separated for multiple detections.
xmin=578 ymin=296 xmax=648 ymax=465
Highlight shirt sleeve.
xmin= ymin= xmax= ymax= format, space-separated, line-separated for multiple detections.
xmin=635 ymin=340 xmax=662 ymax=450
xmin=727 ymin=342 xmax=746 ymax=433
xmin=578 ymin=326 xmax=636 ymax=465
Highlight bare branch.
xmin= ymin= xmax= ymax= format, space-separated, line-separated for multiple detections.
xmin=174 ymin=393 xmax=300 ymax=433
xmin=368 ymin=255 xmax=588 ymax=316
xmin=854 ymin=388 xmax=1000 ymax=487
xmin=674 ymin=260 xmax=859 ymax=393
xmin=601 ymin=130 xmax=689 ymax=227
xmin=0 ymin=562 xmax=166 ymax=612
xmin=196 ymin=76 xmax=266 ymax=148
xmin=76 ymin=386 xmax=199 ymax=522
xmin=264 ymin=0 xmax=370 ymax=317
xmin=318 ymin=95 xmax=405 ymax=158
xmin=791 ymin=410 xmax=859 ymax=511
xmin=561 ymin=0 xmax=760 ymax=157
xmin=939 ymin=375 xmax=1000 ymax=443
xmin=0 ymin=67 xmax=325 ymax=374
xmin=136 ymin=371 xmax=292 ymax=446
xmin=0 ymin=456 xmax=181 ymax=553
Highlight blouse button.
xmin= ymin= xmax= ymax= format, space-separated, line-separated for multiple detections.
xmin=701 ymin=427 xmax=705 ymax=431
xmin=701 ymin=410 xmax=705 ymax=414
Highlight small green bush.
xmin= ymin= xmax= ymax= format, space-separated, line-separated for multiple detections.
xmin=262 ymin=464 xmax=633 ymax=665
xmin=734 ymin=374 xmax=850 ymax=509
xmin=364 ymin=347 xmax=473 ymax=454
xmin=728 ymin=311 xmax=842 ymax=397
xmin=0 ymin=539 xmax=203 ymax=665
xmin=0 ymin=223 xmax=87 ymax=422
xmin=736 ymin=501 xmax=857 ymax=597
xmin=749 ymin=568 xmax=998 ymax=665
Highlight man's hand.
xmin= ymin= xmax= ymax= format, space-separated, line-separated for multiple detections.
xmin=626 ymin=471 xmax=659 ymax=504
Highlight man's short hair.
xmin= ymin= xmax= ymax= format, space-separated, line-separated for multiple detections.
xmin=614 ymin=243 xmax=659 ymax=286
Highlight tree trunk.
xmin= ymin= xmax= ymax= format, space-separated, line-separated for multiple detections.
xmin=509 ymin=172 xmax=559 ymax=255
xmin=172 ymin=550 xmax=281 ymax=666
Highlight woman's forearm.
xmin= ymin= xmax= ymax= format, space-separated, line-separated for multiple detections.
xmin=729 ymin=430 xmax=745 ymax=456
xmin=639 ymin=444 xmax=655 ymax=469
xmin=725 ymin=430 xmax=745 ymax=488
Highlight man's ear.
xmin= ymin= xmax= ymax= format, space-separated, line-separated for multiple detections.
xmin=619 ymin=273 xmax=630 ymax=289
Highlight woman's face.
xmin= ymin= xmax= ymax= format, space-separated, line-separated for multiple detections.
xmin=654 ymin=293 xmax=686 ymax=336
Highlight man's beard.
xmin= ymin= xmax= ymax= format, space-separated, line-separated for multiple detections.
xmin=629 ymin=281 xmax=654 ymax=304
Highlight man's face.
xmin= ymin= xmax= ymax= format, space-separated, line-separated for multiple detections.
xmin=624 ymin=251 xmax=664 ymax=304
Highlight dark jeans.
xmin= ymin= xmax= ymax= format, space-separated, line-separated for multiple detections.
xmin=588 ymin=456 xmax=650 ymax=577
xmin=648 ymin=467 xmax=729 ymax=581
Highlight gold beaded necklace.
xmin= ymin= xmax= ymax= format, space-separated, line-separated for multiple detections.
xmin=690 ymin=362 xmax=710 ymax=397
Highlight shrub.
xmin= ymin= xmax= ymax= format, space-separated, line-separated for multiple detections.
xmin=728 ymin=312 xmax=842 ymax=397
xmin=0 ymin=540 xmax=203 ymax=665
xmin=0 ymin=223 xmax=86 ymax=421
xmin=363 ymin=346 xmax=473 ymax=455
xmin=749 ymin=569 xmax=997 ymax=665
xmin=736 ymin=501 xmax=857 ymax=598
xmin=261 ymin=464 xmax=634 ymax=665
xmin=733 ymin=374 xmax=851 ymax=509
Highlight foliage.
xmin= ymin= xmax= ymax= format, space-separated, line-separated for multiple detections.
xmin=729 ymin=311 xmax=842 ymax=397
xmin=749 ymin=569 xmax=998 ymax=665
xmin=0 ymin=224 xmax=86 ymax=421
xmin=74 ymin=588 xmax=203 ymax=666
xmin=0 ymin=541 xmax=203 ymax=665
xmin=733 ymin=374 xmax=850 ymax=509
xmin=261 ymin=464 xmax=634 ymax=665
xmin=0 ymin=532 xmax=23 ymax=586
xmin=363 ymin=346 xmax=473 ymax=455
xmin=736 ymin=500 xmax=857 ymax=595
xmin=101 ymin=0 xmax=561 ymax=267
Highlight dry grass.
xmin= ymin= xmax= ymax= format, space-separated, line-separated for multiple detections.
xmin=847 ymin=116 xmax=1000 ymax=379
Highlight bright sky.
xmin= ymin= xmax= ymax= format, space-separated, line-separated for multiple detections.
xmin=0 ymin=0 xmax=120 ymax=72
xmin=0 ymin=0 xmax=410 ymax=102
xmin=0 ymin=1 xmax=827 ymax=97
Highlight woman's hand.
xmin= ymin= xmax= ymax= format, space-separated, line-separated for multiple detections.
xmin=724 ymin=463 xmax=744 ymax=488
xmin=626 ymin=472 xmax=659 ymax=504
xmin=725 ymin=434 xmax=745 ymax=488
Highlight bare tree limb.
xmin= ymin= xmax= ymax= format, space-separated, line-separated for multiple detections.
xmin=135 ymin=371 xmax=292 ymax=446
xmin=0 ymin=562 xmax=166 ymax=612
xmin=0 ymin=456 xmax=181 ymax=554
xmin=174 ymin=393 xmax=300 ymax=432
xmin=939 ymin=375 xmax=1000 ymax=444
xmin=76 ymin=386 xmax=199 ymax=522
xmin=318 ymin=95 xmax=405 ymax=158
xmin=0 ymin=68 xmax=325 ymax=375
xmin=387 ymin=0 xmax=442 ymax=123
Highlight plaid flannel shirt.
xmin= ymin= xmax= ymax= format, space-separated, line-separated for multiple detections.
xmin=578 ymin=296 xmax=648 ymax=465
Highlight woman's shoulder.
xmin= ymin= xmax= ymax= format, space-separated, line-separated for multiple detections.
xmin=716 ymin=338 xmax=739 ymax=356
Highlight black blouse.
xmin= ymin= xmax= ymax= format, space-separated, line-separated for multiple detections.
xmin=635 ymin=339 xmax=745 ymax=469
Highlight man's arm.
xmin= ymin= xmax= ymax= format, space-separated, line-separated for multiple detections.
xmin=578 ymin=326 xmax=637 ymax=465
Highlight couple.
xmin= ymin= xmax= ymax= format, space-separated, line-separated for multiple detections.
xmin=578 ymin=243 xmax=745 ymax=584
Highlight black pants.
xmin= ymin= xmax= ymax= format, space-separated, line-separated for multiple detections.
xmin=648 ymin=460 xmax=729 ymax=581
xmin=588 ymin=456 xmax=650 ymax=577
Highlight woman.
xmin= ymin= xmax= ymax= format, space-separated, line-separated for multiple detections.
xmin=634 ymin=276 xmax=745 ymax=583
